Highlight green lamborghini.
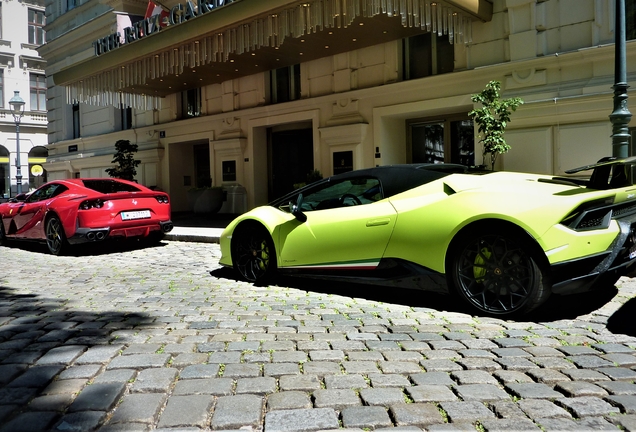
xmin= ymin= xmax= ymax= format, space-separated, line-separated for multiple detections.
xmin=219 ymin=157 xmax=636 ymax=317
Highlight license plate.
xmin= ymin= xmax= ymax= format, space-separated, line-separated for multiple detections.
xmin=121 ymin=210 xmax=151 ymax=221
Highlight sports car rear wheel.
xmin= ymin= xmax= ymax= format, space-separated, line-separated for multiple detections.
xmin=45 ymin=215 xmax=68 ymax=256
xmin=451 ymin=229 xmax=549 ymax=316
xmin=0 ymin=222 xmax=6 ymax=246
xmin=232 ymin=224 xmax=276 ymax=283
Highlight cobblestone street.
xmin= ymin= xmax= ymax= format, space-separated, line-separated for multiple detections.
xmin=1 ymin=240 xmax=636 ymax=431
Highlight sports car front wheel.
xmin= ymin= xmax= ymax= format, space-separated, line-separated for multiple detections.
xmin=45 ymin=215 xmax=68 ymax=256
xmin=232 ymin=224 xmax=276 ymax=283
xmin=450 ymin=230 xmax=549 ymax=317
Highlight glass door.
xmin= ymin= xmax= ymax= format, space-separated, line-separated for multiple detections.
xmin=408 ymin=115 xmax=474 ymax=166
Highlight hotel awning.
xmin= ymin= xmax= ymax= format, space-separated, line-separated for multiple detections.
xmin=53 ymin=0 xmax=493 ymax=109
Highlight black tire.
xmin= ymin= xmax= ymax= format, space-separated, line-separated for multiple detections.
xmin=231 ymin=224 xmax=276 ymax=283
xmin=449 ymin=228 xmax=550 ymax=317
xmin=45 ymin=215 xmax=68 ymax=256
xmin=0 ymin=221 xmax=6 ymax=246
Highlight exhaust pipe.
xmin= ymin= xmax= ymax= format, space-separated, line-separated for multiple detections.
xmin=87 ymin=232 xmax=95 ymax=241
xmin=162 ymin=223 xmax=174 ymax=232
xmin=96 ymin=231 xmax=106 ymax=240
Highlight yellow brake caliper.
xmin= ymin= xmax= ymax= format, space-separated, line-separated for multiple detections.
xmin=474 ymin=247 xmax=491 ymax=283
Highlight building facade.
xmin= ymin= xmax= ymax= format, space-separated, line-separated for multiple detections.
xmin=39 ymin=0 xmax=636 ymax=212
xmin=0 ymin=0 xmax=49 ymax=199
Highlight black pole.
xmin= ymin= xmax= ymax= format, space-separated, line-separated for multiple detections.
xmin=611 ymin=0 xmax=632 ymax=158
xmin=15 ymin=121 xmax=22 ymax=195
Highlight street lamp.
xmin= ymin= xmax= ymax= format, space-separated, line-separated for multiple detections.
xmin=8 ymin=91 xmax=25 ymax=195
xmin=611 ymin=0 xmax=632 ymax=158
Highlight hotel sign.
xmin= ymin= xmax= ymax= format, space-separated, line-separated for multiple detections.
xmin=93 ymin=0 xmax=235 ymax=56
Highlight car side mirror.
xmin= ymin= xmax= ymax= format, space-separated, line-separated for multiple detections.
xmin=290 ymin=193 xmax=307 ymax=223
xmin=9 ymin=193 xmax=26 ymax=203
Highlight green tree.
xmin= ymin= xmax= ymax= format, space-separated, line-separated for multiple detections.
xmin=106 ymin=139 xmax=140 ymax=181
xmin=468 ymin=81 xmax=523 ymax=170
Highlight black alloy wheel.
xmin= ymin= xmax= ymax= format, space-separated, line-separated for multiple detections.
xmin=45 ymin=215 xmax=68 ymax=256
xmin=451 ymin=230 xmax=549 ymax=316
xmin=232 ymin=225 xmax=276 ymax=283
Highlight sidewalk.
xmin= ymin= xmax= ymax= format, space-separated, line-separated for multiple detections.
xmin=164 ymin=211 xmax=235 ymax=243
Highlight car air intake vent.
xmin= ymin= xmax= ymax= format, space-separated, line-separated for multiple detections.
xmin=574 ymin=210 xmax=612 ymax=230
xmin=611 ymin=202 xmax=636 ymax=218
xmin=561 ymin=199 xmax=636 ymax=231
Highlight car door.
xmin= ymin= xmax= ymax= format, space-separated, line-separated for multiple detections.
xmin=277 ymin=176 xmax=397 ymax=271
xmin=13 ymin=184 xmax=64 ymax=238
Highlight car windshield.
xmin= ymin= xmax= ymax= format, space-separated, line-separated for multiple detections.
xmin=81 ymin=180 xmax=141 ymax=193
xmin=297 ymin=177 xmax=382 ymax=211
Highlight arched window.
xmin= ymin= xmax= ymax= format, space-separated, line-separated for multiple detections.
xmin=0 ymin=145 xmax=9 ymax=199
xmin=28 ymin=146 xmax=48 ymax=190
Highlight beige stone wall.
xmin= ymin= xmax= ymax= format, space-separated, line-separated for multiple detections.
xmin=41 ymin=0 xmax=636 ymax=211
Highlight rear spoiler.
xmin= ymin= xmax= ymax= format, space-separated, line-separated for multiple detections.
xmin=565 ymin=156 xmax=636 ymax=190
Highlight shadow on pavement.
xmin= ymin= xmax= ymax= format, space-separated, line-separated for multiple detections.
xmin=210 ymin=267 xmax=620 ymax=322
xmin=0 ymin=237 xmax=168 ymax=257
xmin=0 ymin=285 xmax=154 ymax=431
xmin=171 ymin=211 xmax=237 ymax=228
xmin=606 ymin=297 xmax=636 ymax=337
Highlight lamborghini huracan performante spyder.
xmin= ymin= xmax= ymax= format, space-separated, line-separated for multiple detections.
xmin=0 ymin=178 xmax=173 ymax=255
xmin=220 ymin=157 xmax=636 ymax=317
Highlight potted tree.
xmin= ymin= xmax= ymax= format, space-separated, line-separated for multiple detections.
xmin=468 ymin=81 xmax=523 ymax=171
xmin=106 ymin=139 xmax=140 ymax=180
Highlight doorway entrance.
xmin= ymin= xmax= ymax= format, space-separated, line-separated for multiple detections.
xmin=193 ymin=143 xmax=211 ymax=187
xmin=408 ymin=115 xmax=474 ymax=166
xmin=268 ymin=127 xmax=313 ymax=201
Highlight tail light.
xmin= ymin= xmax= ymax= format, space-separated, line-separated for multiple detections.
xmin=79 ymin=199 xmax=105 ymax=210
xmin=155 ymin=195 xmax=169 ymax=204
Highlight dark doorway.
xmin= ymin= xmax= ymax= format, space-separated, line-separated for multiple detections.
xmin=268 ymin=128 xmax=314 ymax=200
xmin=193 ymin=143 xmax=211 ymax=187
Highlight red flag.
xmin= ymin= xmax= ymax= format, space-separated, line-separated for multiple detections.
xmin=144 ymin=1 xmax=169 ymax=31
xmin=145 ymin=1 xmax=163 ymax=19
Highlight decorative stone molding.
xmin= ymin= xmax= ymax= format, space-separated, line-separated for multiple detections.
xmin=212 ymin=137 xmax=246 ymax=157
xmin=505 ymin=68 xmax=547 ymax=89
xmin=326 ymin=99 xmax=366 ymax=126
xmin=319 ymin=123 xmax=368 ymax=147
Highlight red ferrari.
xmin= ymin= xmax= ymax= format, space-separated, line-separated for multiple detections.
xmin=0 ymin=178 xmax=173 ymax=255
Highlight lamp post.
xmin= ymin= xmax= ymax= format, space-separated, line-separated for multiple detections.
xmin=8 ymin=91 xmax=25 ymax=195
xmin=610 ymin=0 xmax=632 ymax=158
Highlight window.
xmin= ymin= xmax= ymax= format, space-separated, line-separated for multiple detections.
xmin=81 ymin=180 xmax=141 ymax=193
xmin=28 ymin=146 xmax=48 ymax=191
xmin=179 ymin=88 xmax=201 ymax=119
xmin=28 ymin=9 xmax=46 ymax=45
xmin=628 ymin=0 xmax=636 ymax=40
xmin=30 ymin=74 xmax=46 ymax=111
xmin=295 ymin=177 xmax=382 ymax=212
xmin=67 ymin=0 xmax=79 ymax=12
xmin=0 ymin=145 xmax=8 ymax=199
xmin=0 ymin=69 xmax=4 ymax=108
xmin=72 ymin=103 xmax=80 ymax=138
xmin=408 ymin=115 xmax=474 ymax=166
xmin=271 ymin=64 xmax=300 ymax=104
xmin=119 ymin=105 xmax=132 ymax=130
xmin=27 ymin=183 xmax=67 ymax=202
xmin=403 ymin=32 xmax=454 ymax=80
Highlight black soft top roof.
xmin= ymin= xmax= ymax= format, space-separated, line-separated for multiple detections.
xmin=271 ymin=163 xmax=469 ymax=206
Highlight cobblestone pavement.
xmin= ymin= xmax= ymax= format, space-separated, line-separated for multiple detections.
xmin=1 ymin=240 xmax=636 ymax=431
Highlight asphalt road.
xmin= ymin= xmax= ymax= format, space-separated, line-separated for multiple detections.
xmin=0 ymin=239 xmax=635 ymax=431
